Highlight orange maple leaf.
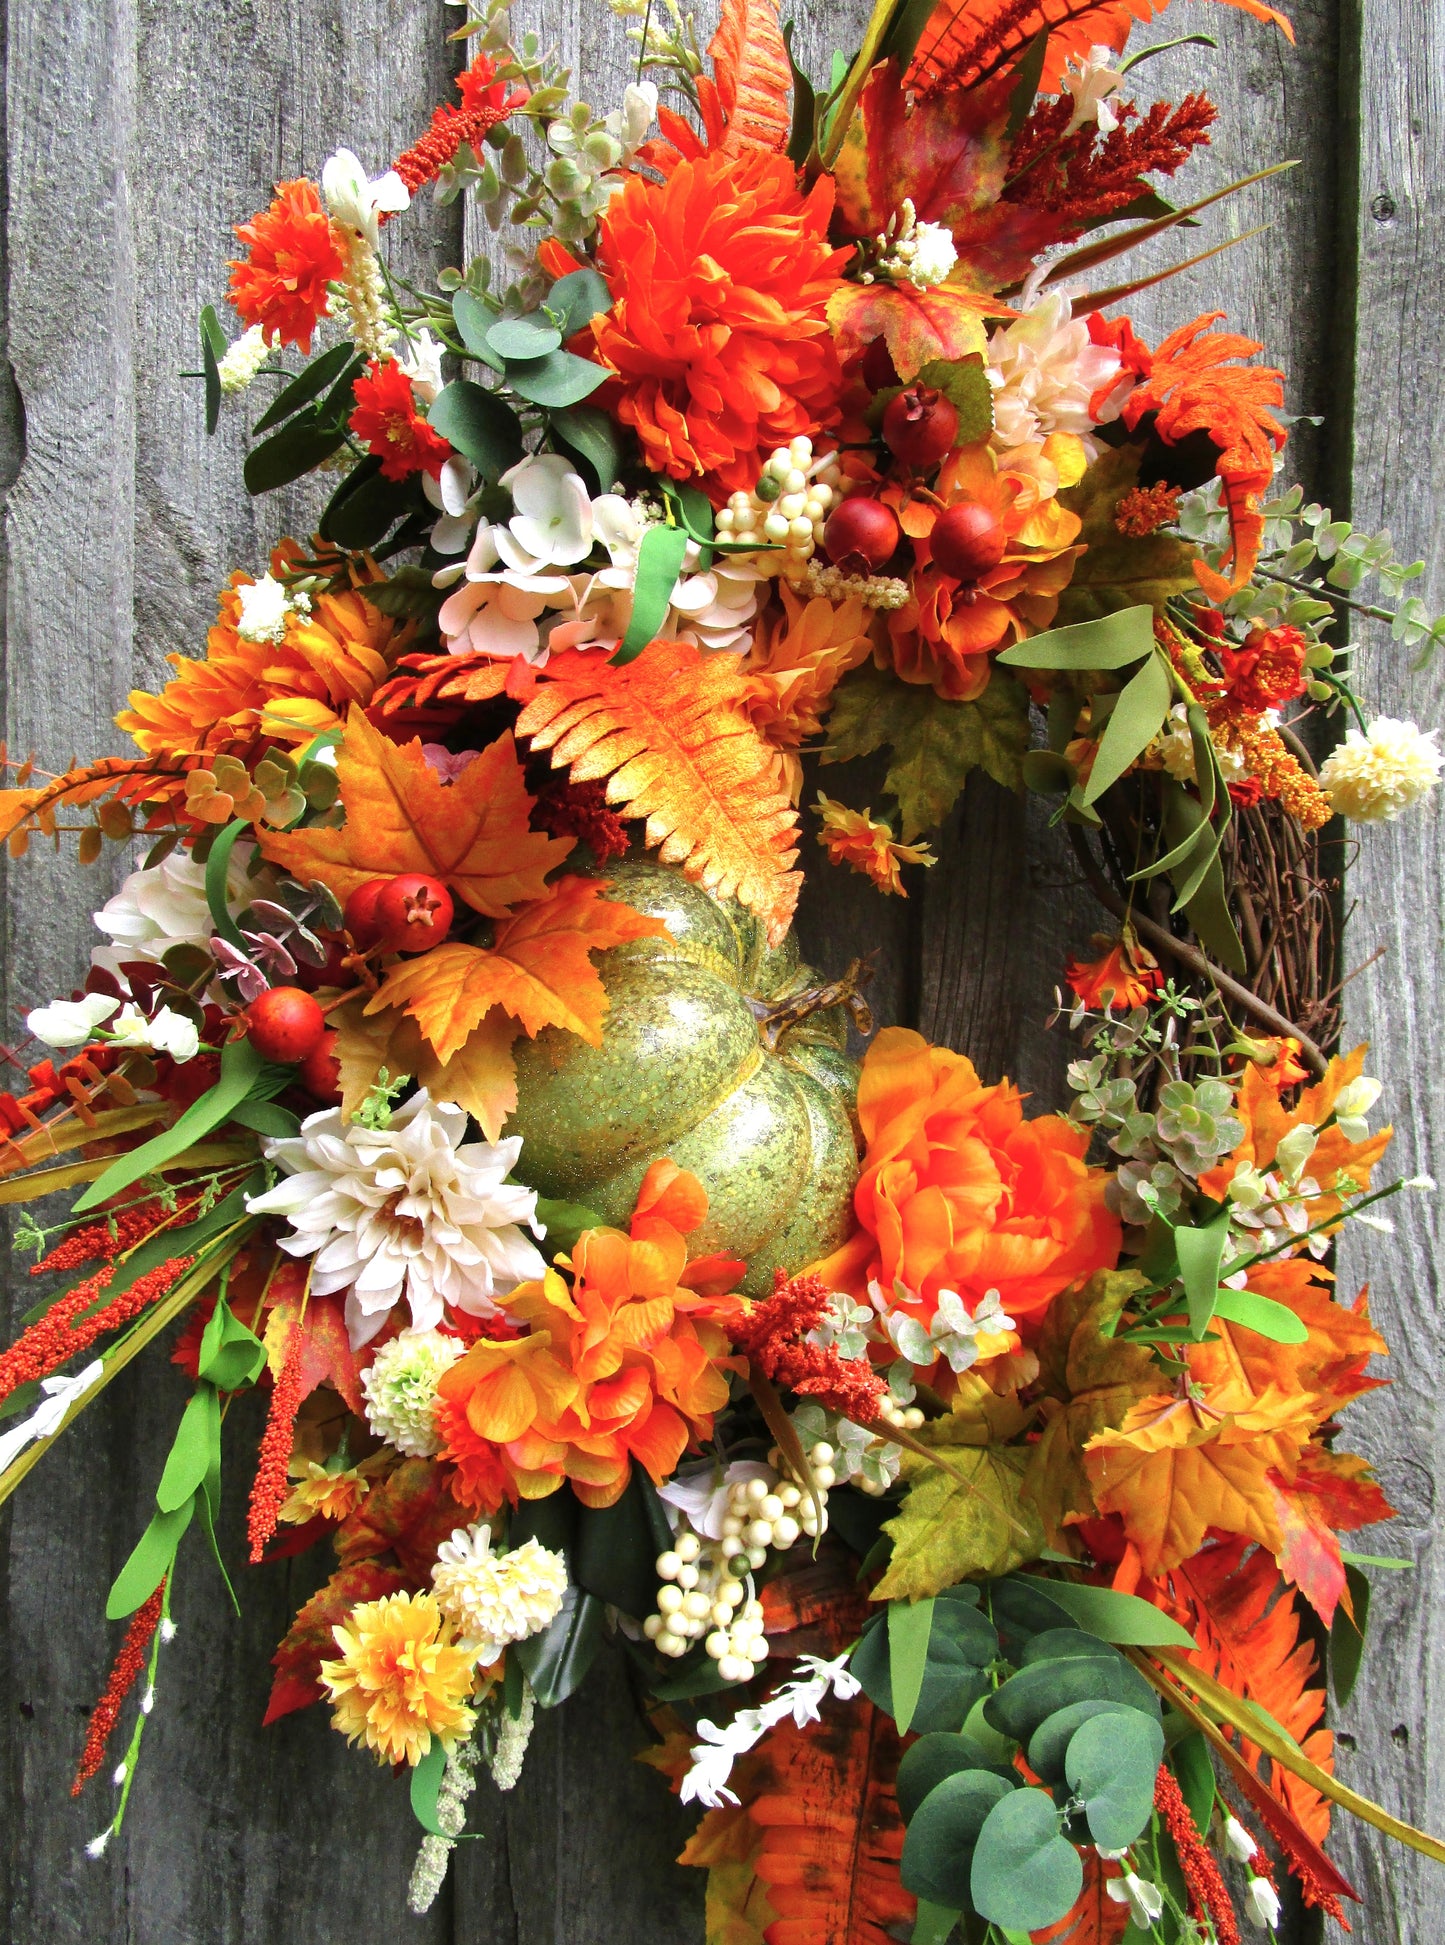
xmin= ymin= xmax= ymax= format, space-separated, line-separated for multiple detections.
xmin=259 ymin=706 xmax=571 ymax=915
xmin=332 ymin=994 xmax=522 ymax=1142
xmin=365 ymin=876 xmax=669 ymax=1065
xmin=263 ymin=1559 xmax=406 ymax=1724
xmin=708 ymin=0 xmax=792 ymax=156
xmin=515 ymin=642 xmax=802 ymax=944
xmin=1269 ymin=1442 xmax=1394 ymax=1626
xmin=262 ymin=1267 xmax=365 ymax=1415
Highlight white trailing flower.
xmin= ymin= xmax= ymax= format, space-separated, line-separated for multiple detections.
xmin=216 ymin=324 xmax=271 ymax=395
xmin=246 ymin=1091 xmax=548 ymax=1347
xmin=1318 ymin=716 xmax=1443 ymax=821
xmin=26 ymin=992 xmax=119 ymax=1048
xmin=430 ymin=1525 xmax=569 ymax=1664
xmin=680 ymin=1654 xmax=863 ymax=1808
xmin=236 ymin=571 xmax=311 ymax=645
xmin=1244 ymin=1875 xmax=1282 ymax=1930
xmin=0 ymin=1360 xmax=104 ymax=1475
xmin=322 ymin=147 xmax=410 ymax=248
xmin=106 ymin=1002 xmax=201 ymax=1064
xmin=1223 ymin=1814 xmax=1259 ymax=1863
xmin=92 ymin=842 xmax=275 ymax=980
xmin=1332 ymin=1074 xmax=1383 ymax=1142
xmin=1060 ymin=44 xmax=1126 ymax=135
xmin=987 ymin=291 xmax=1132 ymax=455
xmin=1106 ymin=1871 xmax=1166 ymax=1930
xmin=361 ymin=1327 xmax=465 ymax=1456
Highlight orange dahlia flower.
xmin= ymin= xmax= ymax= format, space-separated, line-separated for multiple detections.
xmin=229 ymin=179 xmax=345 ymax=353
xmin=435 ymin=1163 xmax=740 ymax=1512
xmin=583 ymin=151 xmax=851 ymax=501
xmin=118 ymin=544 xmax=413 ymax=764
xmin=885 ymin=443 xmax=1084 ymax=699
xmin=350 ymin=358 xmax=454 ymax=481
xmin=1065 ymin=933 xmax=1162 ymax=1012
xmin=812 ymin=1026 xmax=1119 ymax=1335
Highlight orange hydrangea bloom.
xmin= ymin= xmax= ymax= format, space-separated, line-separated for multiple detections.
xmin=583 ymin=150 xmax=851 ymax=502
xmin=1065 ymin=933 xmax=1162 ymax=1011
xmin=814 ymin=793 xmax=936 ymax=896
xmin=229 ymin=179 xmax=345 ymax=353
xmin=117 ymin=544 xmax=413 ymax=764
xmin=742 ymin=585 xmax=876 ymax=800
xmin=885 ymin=442 xmax=1084 ymax=699
xmin=812 ymin=1026 xmax=1119 ymax=1335
xmin=435 ymin=1163 xmax=740 ymax=1512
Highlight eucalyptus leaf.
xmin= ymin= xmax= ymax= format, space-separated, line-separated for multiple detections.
xmin=487 ymin=314 xmax=563 ymax=360
xmin=545 ymin=266 xmax=612 ymax=336
xmin=898 ymin=1732 xmax=1015 ymax=1820
xmin=1064 ymin=1708 xmax=1164 ymax=1847
xmin=427 ymin=380 xmax=525 ymax=481
xmin=970 ymin=1788 xmax=1083 ymax=1932
xmin=901 ymin=1769 xmax=1014 ymax=1906
xmin=1027 ymin=1699 xmax=1135 ymax=1783
xmin=453 ymin=289 xmax=504 ymax=369
xmin=504 ymin=348 xmax=609 ymax=409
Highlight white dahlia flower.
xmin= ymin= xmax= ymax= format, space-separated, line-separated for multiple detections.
xmin=431 ymin=1525 xmax=569 ymax=1664
xmin=1318 ymin=716 xmax=1443 ymax=822
xmin=362 ymin=1327 xmax=466 ymax=1456
xmin=986 ymin=291 xmax=1131 ymax=455
xmin=246 ymin=1091 xmax=548 ymax=1348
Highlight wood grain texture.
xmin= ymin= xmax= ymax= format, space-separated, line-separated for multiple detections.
xmin=0 ymin=0 xmax=1435 ymax=1936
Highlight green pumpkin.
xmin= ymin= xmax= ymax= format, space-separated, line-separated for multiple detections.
xmin=509 ymin=859 xmax=860 ymax=1296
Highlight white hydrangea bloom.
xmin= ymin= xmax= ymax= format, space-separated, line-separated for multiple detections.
xmin=430 ymin=1525 xmax=569 ymax=1663
xmin=987 ymin=291 xmax=1131 ymax=455
xmin=92 ymin=842 xmax=276 ymax=980
xmin=246 ymin=1091 xmax=548 ymax=1348
xmin=362 ymin=1328 xmax=465 ymax=1456
xmin=1318 ymin=716 xmax=1443 ymax=821
xmin=236 ymin=571 xmax=311 ymax=645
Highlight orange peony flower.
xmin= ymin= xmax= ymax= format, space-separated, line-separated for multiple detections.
xmin=320 ymin=1589 xmax=476 ymax=1767
xmin=885 ymin=442 xmax=1084 ymax=700
xmin=229 ymin=179 xmax=345 ymax=352
xmin=812 ymin=1026 xmax=1120 ymax=1335
xmin=117 ymin=543 xmax=413 ymax=765
xmin=742 ymin=585 xmax=876 ymax=801
xmin=583 ymin=150 xmax=851 ymax=502
xmin=1065 ymin=933 xmax=1162 ymax=1012
xmin=435 ymin=1163 xmax=740 ymax=1512
xmin=814 ymin=793 xmax=936 ymax=896
xmin=349 ymin=358 xmax=454 ymax=481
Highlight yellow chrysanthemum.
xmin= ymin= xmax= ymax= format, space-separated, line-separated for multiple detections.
xmin=813 ymin=792 xmax=936 ymax=897
xmin=278 ymin=1457 xmax=383 ymax=1526
xmin=320 ymin=1590 xmax=477 ymax=1767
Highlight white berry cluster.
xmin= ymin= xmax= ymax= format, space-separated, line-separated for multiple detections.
xmin=715 ymin=437 xmax=843 ymax=573
xmin=792 ymin=1401 xmax=906 ymax=1497
xmin=793 ymin=555 xmax=912 ymax=610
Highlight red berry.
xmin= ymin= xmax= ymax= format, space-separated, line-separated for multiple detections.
xmin=823 ymin=498 xmax=901 ymax=576
xmin=298 ymin=1027 xmax=342 ymax=1104
xmin=930 ymin=499 xmax=1008 ymax=583
xmin=881 ymin=385 xmax=958 ymax=470
xmin=861 ymin=336 xmax=900 ymax=392
xmin=245 ymin=987 xmax=327 ymax=1065
xmin=343 ymin=878 xmax=390 ymax=949
xmin=373 ymin=874 xmax=454 ymax=953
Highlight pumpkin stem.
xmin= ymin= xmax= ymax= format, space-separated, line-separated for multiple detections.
xmin=748 ymin=956 xmax=875 ymax=1053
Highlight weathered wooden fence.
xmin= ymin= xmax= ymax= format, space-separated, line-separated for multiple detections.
xmin=1 ymin=0 xmax=1440 ymax=1937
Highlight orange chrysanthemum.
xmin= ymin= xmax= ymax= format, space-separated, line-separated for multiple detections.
xmin=117 ymin=543 xmax=413 ymax=765
xmin=812 ymin=1026 xmax=1120 ymax=1337
xmin=583 ymin=150 xmax=851 ymax=502
xmin=320 ymin=1590 xmax=476 ymax=1768
xmin=742 ymin=585 xmax=877 ymax=799
xmin=1065 ymin=933 xmax=1162 ymax=1011
xmin=349 ymin=358 xmax=454 ymax=481
xmin=435 ymin=1163 xmax=740 ymax=1512
xmin=885 ymin=442 xmax=1084 ymax=700
xmin=814 ymin=793 xmax=936 ymax=897
xmin=228 ymin=179 xmax=345 ymax=353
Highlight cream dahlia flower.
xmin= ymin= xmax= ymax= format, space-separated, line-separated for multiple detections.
xmin=987 ymin=291 xmax=1130 ymax=455
xmin=430 ymin=1525 xmax=569 ymax=1665
xmin=1318 ymin=715 xmax=1443 ymax=821
xmin=246 ymin=1091 xmax=548 ymax=1348
xmin=362 ymin=1327 xmax=465 ymax=1456
xmin=92 ymin=841 xmax=275 ymax=979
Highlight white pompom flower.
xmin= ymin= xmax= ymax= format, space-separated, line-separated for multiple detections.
xmin=431 ymin=1525 xmax=569 ymax=1664
xmin=1318 ymin=716 xmax=1443 ymax=822
xmin=246 ymin=1091 xmax=548 ymax=1348
xmin=362 ymin=1328 xmax=466 ymax=1456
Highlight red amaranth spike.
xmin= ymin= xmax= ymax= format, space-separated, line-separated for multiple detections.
xmin=71 ymin=1580 xmax=166 ymax=1794
xmin=30 ymin=1201 xmax=168 ymax=1277
xmin=0 ymin=1255 xmax=195 ymax=1406
xmin=1155 ymin=1764 xmax=1241 ymax=1945
xmin=247 ymin=1322 xmax=307 ymax=1562
xmin=388 ymin=53 xmax=529 ymax=202
xmin=733 ymin=1268 xmax=887 ymax=1422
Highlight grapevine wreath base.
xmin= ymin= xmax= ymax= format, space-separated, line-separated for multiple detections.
xmin=3 ymin=0 xmax=1445 ymax=1937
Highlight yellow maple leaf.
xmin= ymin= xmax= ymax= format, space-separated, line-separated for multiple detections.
xmin=515 ymin=642 xmax=802 ymax=945
xmin=331 ymin=997 xmax=522 ymax=1143
xmin=260 ymin=706 xmax=571 ymax=915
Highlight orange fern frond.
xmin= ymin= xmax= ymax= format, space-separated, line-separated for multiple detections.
xmin=906 ymin=0 xmax=1292 ymax=98
xmin=514 ymin=641 xmax=802 ymax=943
xmin=709 ymin=0 xmax=794 ymax=155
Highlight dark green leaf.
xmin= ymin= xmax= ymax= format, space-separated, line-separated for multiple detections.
xmin=1003 ymin=30 xmax=1049 ymax=142
xmin=1175 ymin=1207 xmax=1231 ymax=1341
xmin=1028 ymin=1579 xmax=1197 ymax=1647
xmin=1330 ymin=1566 xmax=1371 ymax=1706
xmin=1170 ymin=1730 xmax=1216 ymax=1836
xmin=427 ymin=380 xmax=525 ymax=481
xmin=534 ymin=1196 xmax=605 ymax=1257
xmin=910 ymin=1901 xmax=960 ymax=1945
xmin=889 ymin=1596 xmax=936 ymax=1736
xmin=505 ymin=348 xmax=609 ymax=409
xmin=488 ymin=314 xmax=563 ymax=360
xmin=509 ymin=1489 xmax=579 ymax=1561
xmin=1082 ymin=651 xmax=1174 ymax=804
xmin=197 ymin=1294 xmax=268 ymax=1391
xmin=156 ymin=1385 xmax=221 ymax=1514
xmin=574 ymin=1470 xmax=670 ymax=1618
xmin=1022 ymin=750 xmax=1076 ymax=795
xmin=514 ymin=1582 xmax=605 ymax=1706
xmin=1211 ymin=1286 xmax=1310 ymax=1343
xmin=996 ymin=606 xmax=1156 ymax=673
xmin=106 ymin=1495 xmax=195 ymax=1619
xmin=898 ymin=1732 xmax=1013 ymax=1821
xmin=1065 ymin=1709 xmax=1164 ymax=1847
xmin=205 ymin=817 xmax=251 ymax=950
xmin=984 ymin=1652 xmax=1157 ymax=1746
xmin=1019 ymin=1628 xmax=1120 ymax=1666
xmin=253 ymin=341 xmax=360 ymax=434
xmin=453 ymin=289 xmax=504 ymax=368
xmin=551 ymin=405 xmax=623 ymax=494
xmin=615 ymin=523 xmax=689 ymax=663
xmin=782 ymin=19 xmax=819 ymax=166
xmin=200 ymin=306 xmax=225 ymax=435
xmin=243 ymin=412 xmax=347 ymax=495
xmin=1161 ymin=783 xmax=1246 ymax=972
xmin=901 ymin=1769 xmax=1015 ymax=1906
xmin=987 ymin=1574 xmax=1075 ymax=1649
xmin=970 ymin=1788 xmax=1083 ymax=1931
xmin=1027 ymin=1700 xmax=1135 ymax=1784
xmin=321 ymin=462 xmax=420 ymax=551
xmin=229 ymin=1097 xmax=301 ymax=1139
xmin=546 ymin=267 xmax=612 ymax=337
xmin=360 ymin=565 xmax=445 ymax=622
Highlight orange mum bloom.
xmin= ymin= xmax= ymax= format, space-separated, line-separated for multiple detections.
xmin=435 ymin=1163 xmax=739 ymax=1512
xmin=814 ymin=793 xmax=936 ymax=897
xmin=1065 ymin=933 xmax=1162 ymax=1012
xmin=584 ymin=151 xmax=851 ymax=502
xmin=812 ymin=1026 xmax=1120 ymax=1335
xmin=349 ymin=358 xmax=454 ymax=481
xmin=117 ymin=544 xmax=412 ymax=764
xmin=229 ymin=179 xmax=345 ymax=352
